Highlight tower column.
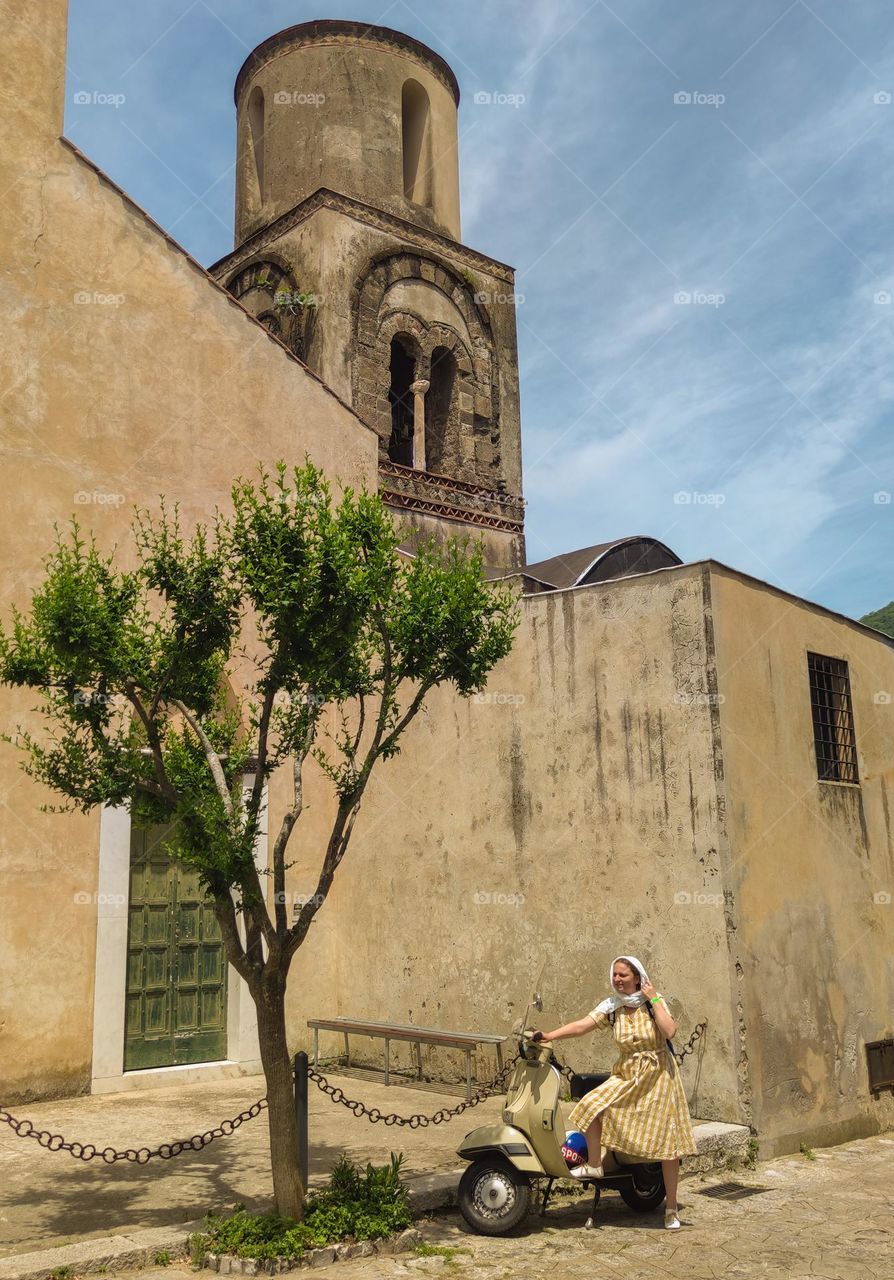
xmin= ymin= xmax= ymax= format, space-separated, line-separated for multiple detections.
xmin=410 ymin=378 xmax=430 ymax=470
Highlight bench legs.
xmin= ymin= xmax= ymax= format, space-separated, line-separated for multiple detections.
xmin=465 ymin=1048 xmax=473 ymax=1101
xmin=313 ymin=1028 xmax=319 ymax=1068
xmin=344 ymin=1031 xmax=350 ymax=1068
xmin=384 ymin=1037 xmax=390 ymax=1086
xmin=415 ymin=1041 xmax=423 ymax=1081
xmin=496 ymin=1043 xmax=503 ymax=1075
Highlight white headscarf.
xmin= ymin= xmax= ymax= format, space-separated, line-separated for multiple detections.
xmin=593 ymin=954 xmax=650 ymax=1016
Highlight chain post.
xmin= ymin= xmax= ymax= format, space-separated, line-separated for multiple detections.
xmin=294 ymin=1051 xmax=309 ymax=1193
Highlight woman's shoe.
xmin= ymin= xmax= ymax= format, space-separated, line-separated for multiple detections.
xmin=664 ymin=1210 xmax=681 ymax=1230
xmin=570 ymin=1163 xmax=603 ymax=1179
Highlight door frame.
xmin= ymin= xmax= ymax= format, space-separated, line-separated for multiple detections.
xmin=90 ymin=781 xmax=264 ymax=1094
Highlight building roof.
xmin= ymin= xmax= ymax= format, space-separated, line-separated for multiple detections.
xmin=523 ymin=536 xmax=682 ymax=591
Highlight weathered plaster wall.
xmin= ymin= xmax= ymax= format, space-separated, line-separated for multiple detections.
xmin=290 ymin=565 xmax=743 ymax=1124
xmin=0 ymin=0 xmax=377 ymax=1102
xmin=710 ymin=566 xmax=894 ymax=1153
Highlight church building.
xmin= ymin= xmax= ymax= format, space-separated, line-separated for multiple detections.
xmin=1 ymin=11 xmax=892 ymax=1161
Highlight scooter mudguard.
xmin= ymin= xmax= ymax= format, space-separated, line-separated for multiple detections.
xmin=457 ymin=1123 xmax=547 ymax=1174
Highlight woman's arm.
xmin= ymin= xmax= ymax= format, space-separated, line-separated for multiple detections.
xmin=641 ymin=980 xmax=677 ymax=1037
xmin=535 ymin=1015 xmax=598 ymax=1042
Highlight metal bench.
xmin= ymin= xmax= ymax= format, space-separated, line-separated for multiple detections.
xmin=307 ymin=1017 xmax=507 ymax=1101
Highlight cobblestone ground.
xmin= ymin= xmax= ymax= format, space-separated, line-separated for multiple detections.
xmin=131 ymin=1133 xmax=892 ymax=1280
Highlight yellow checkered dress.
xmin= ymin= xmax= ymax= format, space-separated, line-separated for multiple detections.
xmin=567 ymin=1002 xmax=697 ymax=1161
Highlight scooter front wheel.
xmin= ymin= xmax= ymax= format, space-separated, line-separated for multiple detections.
xmin=458 ymin=1158 xmax=532 ymax=1235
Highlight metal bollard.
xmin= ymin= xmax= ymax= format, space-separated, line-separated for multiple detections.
xmin=294 ymin=1051 xmax=309 ymax=1193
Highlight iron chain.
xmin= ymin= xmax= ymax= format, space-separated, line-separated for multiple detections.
xmin=307 ymin=1056 xmax=518 ymax=1127
xmin=0 ymin=1024 xmax=708 ymax=1155
xmin=0 ymin=1098 xmax=268 ymax=1163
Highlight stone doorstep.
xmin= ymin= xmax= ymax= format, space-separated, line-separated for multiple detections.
xmin=0 ymin=1121 xmax=750 ymax=1280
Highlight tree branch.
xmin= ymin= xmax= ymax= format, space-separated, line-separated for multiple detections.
xmin=172 ymin=699 xmax=233 ymax=818
xmin=124 ymin=680 xmax=179 ymax=803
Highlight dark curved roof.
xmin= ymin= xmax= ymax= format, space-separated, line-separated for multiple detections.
xmin=234 ymin=20 xmax=461 ymax=106
xmin=523 ymin=537 xmax=682 ymax=591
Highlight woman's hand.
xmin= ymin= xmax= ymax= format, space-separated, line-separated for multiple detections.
xmin=641 ymin=979 xmax=657 ymax=1001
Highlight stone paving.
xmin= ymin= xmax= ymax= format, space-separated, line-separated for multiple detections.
xmin=126 ymin=1134 xmax=893 ymax=1280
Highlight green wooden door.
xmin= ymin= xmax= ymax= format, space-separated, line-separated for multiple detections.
xmin=125 ymin=825 xmax=228 ymax=1070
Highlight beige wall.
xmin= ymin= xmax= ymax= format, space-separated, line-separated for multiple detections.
xmin=291 ymin=564 xmax=743 ymax=1125
xmin=0 ymin=0 xmax=377 ymax=1102
xmin=710 ymin=565 xmax=894 ymax=1153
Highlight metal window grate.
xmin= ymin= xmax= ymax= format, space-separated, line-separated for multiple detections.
xmin=866 ymin=1038 xmax=894 ymax=1097
xmin=699 ymin=1181 xmax=773 ymax=1200
xmin=807 ymin=653 xmax=859 ymax=784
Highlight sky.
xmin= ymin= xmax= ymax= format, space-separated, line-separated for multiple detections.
xmin=63 ymin=0 xmax=894 ymax=620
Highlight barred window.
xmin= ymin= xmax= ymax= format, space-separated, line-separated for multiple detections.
xmin=807 ymin=652 xmax=859 ymax=784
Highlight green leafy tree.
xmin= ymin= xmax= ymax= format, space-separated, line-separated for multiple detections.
xmin=0 ymin=462 xmax=518 ymax=1219
xmin=860 ymin=601 xmax=894 ymax=639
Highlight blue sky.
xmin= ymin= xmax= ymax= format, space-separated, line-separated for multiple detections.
xmin=64 ymin=1 xmax=894 ymax=619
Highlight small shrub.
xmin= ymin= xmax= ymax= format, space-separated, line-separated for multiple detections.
xmin=153 ymin=1250 xmax=171 ymax=1266
xmin=196 ymin=1154 xmax=412 ymax=1260
xmin=50 ymin=1269 xmax=73 ymax=1280
xmin=744 ymin=1137 xmax=760 ymax=1168
xmin=799 ymin=1141 xmax=816 ymax=1161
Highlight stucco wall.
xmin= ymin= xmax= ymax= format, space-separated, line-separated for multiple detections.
xmin=0 ymin=0 xmax=377 ymax=1102
xmin=710 ymin=565 xmax=894 ymax=1153
xmin=289 ymin=565 xmax=743 ymax=1124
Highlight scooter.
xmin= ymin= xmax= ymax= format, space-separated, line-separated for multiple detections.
xmin=456 ymin=1022 xmax=666 ymax=1234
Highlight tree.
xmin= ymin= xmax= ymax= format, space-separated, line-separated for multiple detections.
xmin=860 ymin=600 xmax=894 ymax=639
xmin=0 ymin=461 xmax=518 ymax=1218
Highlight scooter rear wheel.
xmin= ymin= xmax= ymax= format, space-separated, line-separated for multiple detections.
xmin=618 ymin=1166 xmax=666 ymax=1212
xmin=458 ymin=1158 xmax=532 ymax=1234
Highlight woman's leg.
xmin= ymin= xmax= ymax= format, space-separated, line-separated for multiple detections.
xmin=661 ymin=1158 xmax=679 ymax=1212
xmin=583 ymin=1113 xmax=603 ymax=1170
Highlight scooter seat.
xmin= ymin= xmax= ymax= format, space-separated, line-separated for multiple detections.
xmin=569 ymin=1071 xmax=611 ymax=1100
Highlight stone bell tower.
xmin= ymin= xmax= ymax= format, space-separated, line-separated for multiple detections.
xmin=211 ymin=19 xmax=525 ymax=568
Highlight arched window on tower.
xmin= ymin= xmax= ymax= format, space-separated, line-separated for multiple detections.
xmin=388 ymin=336 xmax=417 ymax=466
xmin=401 ymin=79 xmax=433 ymax=208
xmin=426 ymin=346 xmax=458 ymax=474
xmin=248 ymin=86 xmax=266 ymax=204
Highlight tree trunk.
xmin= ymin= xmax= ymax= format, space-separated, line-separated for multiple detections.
xmin=254 ymin=976 xmax=305 ymax=1219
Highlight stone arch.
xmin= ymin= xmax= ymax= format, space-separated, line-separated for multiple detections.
xmin=351 ymin=252 xmax=501 ymax=482
xmin=224 ymin=256 xmax=311 ymax=360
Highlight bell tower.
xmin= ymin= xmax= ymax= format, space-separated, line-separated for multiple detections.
xmin=211 ymin=20 xmax=525 ymax=569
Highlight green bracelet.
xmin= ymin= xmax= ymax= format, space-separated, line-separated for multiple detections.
xmin=650 ymin=995 xmax=663 ymax=1005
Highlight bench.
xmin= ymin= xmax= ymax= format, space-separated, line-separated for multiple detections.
xmin=307 ymin=1017 xmax=507 ymax=1101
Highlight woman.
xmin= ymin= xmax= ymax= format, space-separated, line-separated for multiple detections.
xmin=533 ymin=955 xmax=697 ymax=1230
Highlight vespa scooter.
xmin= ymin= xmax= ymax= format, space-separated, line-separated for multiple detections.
xmin=456 ymin=1021 xmax=666 ymax=1234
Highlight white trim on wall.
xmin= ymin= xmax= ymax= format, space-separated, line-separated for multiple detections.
xmin=90 ymin=787 xmax=265 ymax=1094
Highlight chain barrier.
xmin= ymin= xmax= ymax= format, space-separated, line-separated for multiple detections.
xmin=0 ymin=1023 xmax=708 ymax=1155
xmin=0 ymin=1098 xmax=268 ymax=1163
xmin=306 ymin=1056 xmax=518 ymax=1127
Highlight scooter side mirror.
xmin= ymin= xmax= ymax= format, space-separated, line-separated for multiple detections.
xmin=532 ymin=993 xmax=543 ymax=1011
